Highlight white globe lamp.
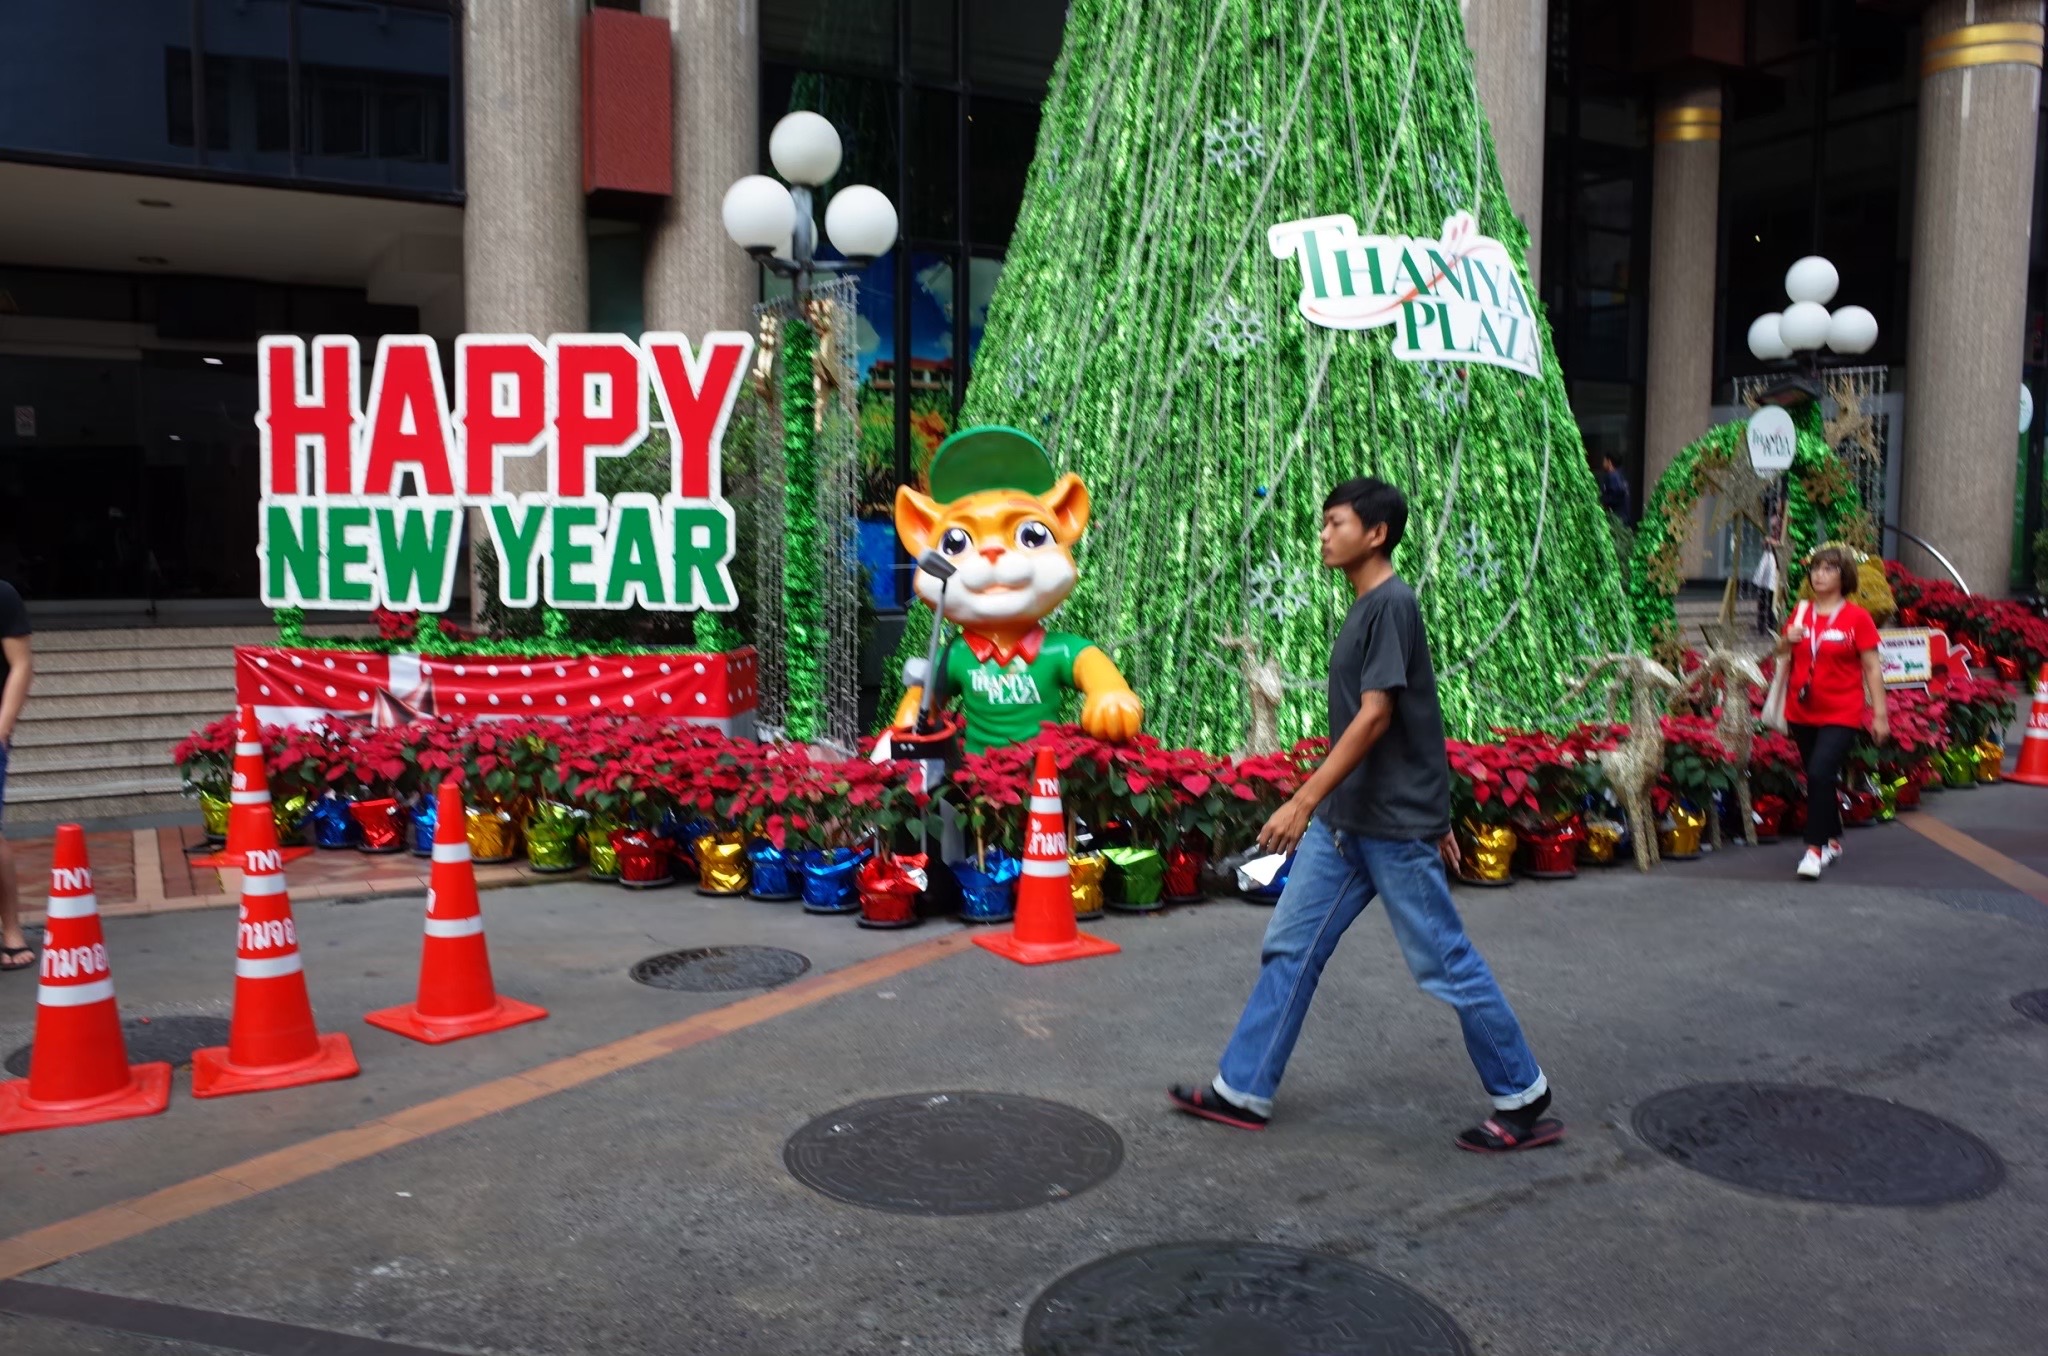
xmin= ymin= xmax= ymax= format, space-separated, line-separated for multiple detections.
xmin=721 ymin=175 xmax=797 ymax=254
xmin=1747 ymin=313 xmax=1791 ymax=361
xmin=1825 ymin=304 xmax=1879 ymax=355
xmin=769 ymin=112 xmax=843 ymax=187
xmin=1784 ymin=256 xmax=1840 ymax=306
xmin=823 ymin=185 xmax=899 ymax=261
xmin=1778 ymin=301 xmax=1832 ymax=353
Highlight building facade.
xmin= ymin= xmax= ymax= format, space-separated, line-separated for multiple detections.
xmin=1 ymin=0 xmax=2042 ymax=613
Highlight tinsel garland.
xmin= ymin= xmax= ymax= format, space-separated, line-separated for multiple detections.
xmin=781 ymin=317 xmax=827 ymax=741
xmin=890 ymin=0 xmax=1635 ymax=746
xmin=1625 ymin=401 xmax=1873 ymax=659
xmin=273 ymin=607 xmax=306 ymax=648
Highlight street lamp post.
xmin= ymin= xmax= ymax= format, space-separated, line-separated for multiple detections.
xmin=721 ymin=111 xmax=899 ymax=291
xmin=1746 ymin=255 xmax=1880 ymax=373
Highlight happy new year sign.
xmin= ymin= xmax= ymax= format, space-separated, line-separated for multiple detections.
xmin=256 ymin=331 xmax=753 ymax=613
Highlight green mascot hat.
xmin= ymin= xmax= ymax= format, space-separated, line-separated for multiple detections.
xmin=925 ymin=424 xmax=1058 ymax=504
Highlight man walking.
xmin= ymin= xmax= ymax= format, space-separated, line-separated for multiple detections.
xmin=1598 ymin=453 xmax=1632 ymax=521
xmin=1169 ymin=478 xmax=1559 ymax=1151
xmin=0 ymin=577 xmax=33 ymax=972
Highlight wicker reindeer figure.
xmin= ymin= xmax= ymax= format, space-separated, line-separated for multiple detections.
xmin=1219 ymin=634 xmax=1288 ymax=757
xmin=1570 ymin=653 xmax=1681 ymax=872
xmin=1682 ymin=647 xmax=1769 ymax=848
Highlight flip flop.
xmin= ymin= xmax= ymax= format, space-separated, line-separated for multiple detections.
xmin=1455 ymin=1115 xmax=1564 ymax=1154
xmin=1 ymin=945 xmax=35 ymax=973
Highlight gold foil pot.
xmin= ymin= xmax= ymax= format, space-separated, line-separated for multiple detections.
xmin=1068 ymin=852 xmax=1106 ymax=919
xmin=1457 ymin=822 xmax=1516 ymax=882
xmin=1659 ymin=803 xmax=1706 ymax=858
xmin=694 ymin=830 xmax=749 ymax=895
xmin=198 ymin=790 xmax=231 ymax=840
xmin=1580 ymin=820 xmax=1622 ymax=865
xmin=586 ymin=814 xmax=621 ymax=877
xmin=1975 ymin=739 xmax=2005 ymax=783
xmin=465 ymin=804 xmax=519 ymax=863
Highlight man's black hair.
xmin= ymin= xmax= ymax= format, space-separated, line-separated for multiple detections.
xmin=1322 ymin=476 xmax=1407 ymax=551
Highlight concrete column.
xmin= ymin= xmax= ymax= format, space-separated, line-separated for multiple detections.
xmin=1643 ymin=75 xmax=1723 ymax=571
xmin=1900 ymin=1 xmax=2043 ymax=593
xmin=1461 ymin=0 xmax=1550 ymax=288
xmin=643 ymin=0 xmax=759 ymax=337
xmin=462 ymin=0 xmax=587 ymax=345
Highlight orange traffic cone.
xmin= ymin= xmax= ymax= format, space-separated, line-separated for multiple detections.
xmin=190 ymin=824 xmax=358 ymax=1097
xmin=0 ymin=826 xmax=171 ymax=1134
xmin=2010 ymin=665 xmax=2048 ymax=787
xmin=974 ymin=746 xmax=1121 ymax=966
xmin=365 ymin=776 xmax=547 ymax=1043
xmin=190 ymin=706 xmax=312 ymax=870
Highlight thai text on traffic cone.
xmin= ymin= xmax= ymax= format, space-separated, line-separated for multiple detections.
xmin=974 ymin=746 xmax=1121 ymax=966
xmin=190 ymin=705 xmax=311 ymax=870
xmin=2010 ymin=665 xmax=2048 ymax=787
xmin=0 ymin=827 xmax=172 ymax=1134
xmin=365 ymin=775 xmax=548 ymax=1043
xmin=190 ymin=819 xmax=358 ymax=1097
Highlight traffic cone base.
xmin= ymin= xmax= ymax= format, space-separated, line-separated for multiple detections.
xmin=189 ymin=843 xmax=313 ymax=870
xmin=973 ymin=928 xmax=1121 ymax=966
xmin=189 ymin=1030 xmax=358 ymax=1099
xmin=0 ymin=1062 xmax=171 ymax=1136
xmin=364 ymin=994 xmax=548 ymax=1045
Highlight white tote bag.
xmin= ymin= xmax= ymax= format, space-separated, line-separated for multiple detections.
xmin=1760 ymin=600 xmax=1806 ymax=734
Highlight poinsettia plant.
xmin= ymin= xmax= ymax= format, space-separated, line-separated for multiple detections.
xmin=1446 ymin=738 xmax=1539 ymax=827
xmin=1657 ymin=714 xmax=1737 ymax=812
xmin=1488 ymin=728 xmax=1593 ymax=824
xmin=346 ymin=723 xmax=412 ymax=800
xmin=949 ymin=742 xmax=1034 ymax=862
xmin=1879 ymin=688 xmax=1950 ymax=767
xmin=1941 ymin=674 xmax=2018 ymax=747
xmin=171 ymin=714 xmax=238 ymax=797
xmin=1748 ymin=731 xmax=1805 ymax=802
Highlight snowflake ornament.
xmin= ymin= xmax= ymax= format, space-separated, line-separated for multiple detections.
xmin=1576 ymin=618 xmax=1604 ymax=658
xmin=1424 ymin=147 xmax=1471 ymax=212
xmin=1453 ymin=521 xmax=1504 ymax=593
xmin=1246 ymin=553 xmax=1318 ymax=623
xmin=1414 ymin=362 xmax=1469 ymax=417
xmin=1199 ymin=298 xmax=1267 ymax=359
xmin=1203 ymin=113 xmax=1266 ymax=175
xmin=1008 ymin=335 xmax=1047 ymax=393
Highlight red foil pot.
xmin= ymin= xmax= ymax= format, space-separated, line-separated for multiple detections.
xmin=351 ymin=797 xmax=405 ymax=852
xmin=1893 ymin=776 xmax=1922 ymax=811
xmin=858 ymin=852 xmax=927 ymax=928
xmin=1752 ymin=794 xmax=1787 ymax=840
xmin=612 ymin=829 xmax=673 ymax=884
xmin=1164 ymin=844 xmax=1208 ymax=901
xmin=1841 ymin=789 xmax=1881 ymax=826
xmin=1784 ymin=798 xmax=1808 ymax=834
xmin=1516 ymin=818 xmax=1582 ymax=879
xmin=1994 ymin=655 xmax=2021 ymax=684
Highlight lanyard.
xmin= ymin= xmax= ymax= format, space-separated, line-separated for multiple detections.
xmin=1808 ymin=604 xmax=1842 ymax=667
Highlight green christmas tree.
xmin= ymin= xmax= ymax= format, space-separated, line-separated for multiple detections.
xmin=893 ymin=0 xmax=1636 ymax=749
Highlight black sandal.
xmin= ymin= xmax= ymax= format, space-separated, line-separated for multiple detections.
xmin=1 ymin=945 xmax=35 ymax=973
xmin=1455 ymin=1114 xmax=1564 ymax=1154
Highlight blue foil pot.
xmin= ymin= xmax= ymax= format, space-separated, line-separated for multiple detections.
xmin=410 ymin=792 xmax=439 ymax=856
xmin=663 ymin=815 xmax=716 ymax=877
xmin=949 ymin=850 xmax=1020 ymax=924
xmin=799 ymin=846 xmax=871 ymax=914
xmin=747 ymin=841 xmax=800 ymax=900
xmin=308 ymin=795 xmax=361 ymax=850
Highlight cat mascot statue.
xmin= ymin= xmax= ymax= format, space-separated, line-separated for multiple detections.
xmin=891 ymin=425 xmax=1144 ymax=753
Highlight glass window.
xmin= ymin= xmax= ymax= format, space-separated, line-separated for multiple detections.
xmin=965 ymin=0 xmax=1065 ymax=97
xmin=295 ymin=0 xmax=455 ymax=192
xmin=763 ymin=0 xmax=898 ymax=76
xmin=200 ymin=0 xmax=292 ymax=176
xmin=908 ymin=88 xmax=958 ymax=236
xmin=966 ymin=254 xmax=1004 ymax=368
xmin=909 ymin=0 xmax=956 ymax=81
xmin=0 ymin=1 xmax=201 ymax=169
xmin=967 ymin=96 xmax=1039 ymax=248
xmin=904 ymin=252 xmax=958 ymax=481
xmin=767 ymin=66 xmax=901 ymax=204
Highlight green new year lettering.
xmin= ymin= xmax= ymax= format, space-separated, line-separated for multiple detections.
xmin=604 ymin=501 xmax=667 ymax=606
xmin=265 ymin=503 xmax=322 ymax=603
xmin=375 ymin=505 xmax=458 ymax=608
xmin=486 ymin=501 xmax=548 ymax=607
xmin=326 ymin=505 xmax=374 ymax=604
xmin=549 ymin=504 xmax=600 ymax=605
xmin=670 ymin=503 xmax=736 ymax=610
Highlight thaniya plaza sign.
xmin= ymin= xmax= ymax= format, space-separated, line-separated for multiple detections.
xmin=256 ymin=332 xmax=753 ymax=613
xmin=1267 ymin=211 xmax=1539 ymax=377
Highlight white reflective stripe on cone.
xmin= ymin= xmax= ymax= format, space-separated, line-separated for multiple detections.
xmin=431 ymin=842 xmax=472 ymax=863
xmin=423 ymin=916 xmax=484 ymax=938
xmin=44 ymin=893 xmax=100 ymax=919
xmin=1021 ymin=858 xmax=1069 ymax=877
xmin=236 ymin=953 xmax=304 ymax=979
xmin=241 ymin=873 xmax=288 ymax=896
xmin=231 ymin=791 xmax=271 ymax=805
xmin=38 ymin=978 xmax=116 ymax=1007
xmin=235 ymin=742 xmax=265 ymax=756
xmin=1028 ymin=796 xmax=1063 ymax=814
xmin=2026 ymin=726 xmax=2048 ymax=740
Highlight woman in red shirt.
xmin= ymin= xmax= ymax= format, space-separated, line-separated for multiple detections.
xmin=1775 ymin=545 xmax=1889 ymax=880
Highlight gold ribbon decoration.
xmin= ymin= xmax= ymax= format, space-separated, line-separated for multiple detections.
xmin=1654 ymin=105 xmax=1722 ymax=144
xmin=804 ymin=295 xmax=851 ymax=433
xmin=751 ymin=313 xmax=781 ymax=404
xmin=1922 ymin=20 xmax=2044 ymax=76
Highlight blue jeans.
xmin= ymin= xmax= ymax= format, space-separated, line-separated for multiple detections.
xmin=1216 ymin=819 xmax=1545 ymax=1116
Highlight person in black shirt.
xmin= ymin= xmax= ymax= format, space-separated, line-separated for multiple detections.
xmin=0 ymin=579 xmax=34 ymax=971
xmin=1170 ymin=479 xmax=1558 ymax=1151
xmin=1598 ymin=454 xmax=1632 ymax=521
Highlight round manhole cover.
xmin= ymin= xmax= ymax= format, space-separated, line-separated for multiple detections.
xmin=1023 ymin=1242 xmax=1473 ymax=1356
xmin=630 ymin=947 xmax=811 ymax=992
xmin=784 ymin=1091 xmax=1123 ymax=1215
xmin=2013 ymin=990 xmax=2048 ymax=1025
xmin=4 ymin=1015 xmax=230 ymax=1080
xmin=1632 ymin=1082 xmax=2003 ymax=1206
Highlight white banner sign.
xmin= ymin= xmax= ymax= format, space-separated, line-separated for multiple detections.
xmin=1747 ymin=405 xmax=1796 ymax=475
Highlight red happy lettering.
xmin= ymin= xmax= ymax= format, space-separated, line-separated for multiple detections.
xmin=454 ymin=337 xmax=550 ymax=497
xmin=644 ymin=333 xmax=751 ymax=500
xmin=258 ymin=336 xmax=360 ymax=495
xmin=360 ymin=337 xmax=456 ymax=496
xmin=551 ymin=337 xmax=646 ymax=499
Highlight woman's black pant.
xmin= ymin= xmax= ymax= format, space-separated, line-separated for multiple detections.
xmin=1790 ymin=722 xmax=1859 ymax=848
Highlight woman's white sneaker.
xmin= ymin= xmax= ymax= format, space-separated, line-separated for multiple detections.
xmin=1797 ymin=848 xmax=1824 ymax=880
xmin=1820 ymin=841 xmax=1842 ymax=868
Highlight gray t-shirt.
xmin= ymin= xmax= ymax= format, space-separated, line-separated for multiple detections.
xmin=1318 ymin=577 xmax=1452 ymax=840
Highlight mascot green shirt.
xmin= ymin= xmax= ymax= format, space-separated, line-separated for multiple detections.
xmin=937 ymin=627 xmax=1095 ymax=754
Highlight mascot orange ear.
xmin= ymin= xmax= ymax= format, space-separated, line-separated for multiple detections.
xmin=895 ymin=483 xmax=944 ymax=557
xmin=1041 ymin=473 xmax=1092 ymax=545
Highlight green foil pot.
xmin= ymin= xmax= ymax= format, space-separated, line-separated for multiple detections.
xmin=272 ymin=792 xmax=312 ymax=846
xmin=1876 ymin=778 xmax=1903 ymax=822
xmin=1940 ymin=746 xmax=1978 ymax=789
xmin=586 ymin=814 xmax=622 ymax=880
xmin=198 ymin=790 xmax=231 ymax=841
xmin=524 ymin=802 xmax=583 ymax=873
xmin=1103 ymin=846 xmax=1166 ymax=911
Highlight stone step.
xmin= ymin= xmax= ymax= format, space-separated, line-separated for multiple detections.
xmin=17 ymin=689 xmax=231 ymax=723
xmin=29 ymin=626 xmax=283 ymax=653
xmin=34 ymin=645 xmax=240 ymax=675
xmin=9 ymin=712 xmax=214 ymax=751
xmin=29 ymin=666 xmax=235 ymax=698
xmin=3 ymin=789 xmax=192 ymax=828
xmin=3 ymin=765 xmax=187 ymax=796
xmin=4 ymin=740 xmax=188 ymax=776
